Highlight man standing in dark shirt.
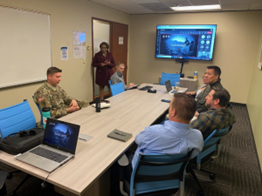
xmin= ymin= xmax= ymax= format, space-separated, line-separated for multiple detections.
xmin=190 ymin=87 xmax=235 ymax=139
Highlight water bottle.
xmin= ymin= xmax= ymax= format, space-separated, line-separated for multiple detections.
xmin=42 ymin=107 xmax=51 ymax=129
xmin=95 ymin=97 xmax=101 ymax=112
xmin=194 ymin=71 xmax=198 ymax=79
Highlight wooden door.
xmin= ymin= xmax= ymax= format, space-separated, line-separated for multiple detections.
xmin=110 ymin=23 xmax=128 ymax=82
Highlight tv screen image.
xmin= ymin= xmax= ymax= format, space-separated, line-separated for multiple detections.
xmin=155 ymin=25 xmax=217 ymax=61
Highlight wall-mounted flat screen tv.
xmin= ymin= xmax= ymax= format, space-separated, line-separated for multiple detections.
xmin=155 ymin=24 xmax=217 ymax=61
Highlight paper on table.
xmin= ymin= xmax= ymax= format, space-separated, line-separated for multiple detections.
xmin=78 ymin=133 xmax=93 ymax=142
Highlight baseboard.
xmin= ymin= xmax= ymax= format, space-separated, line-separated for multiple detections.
xmin=229 ymin=102 xmax=246 ymax=107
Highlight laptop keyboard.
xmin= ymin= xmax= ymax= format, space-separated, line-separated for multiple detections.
xmin=30 ymin=147 xmax=69 ymax=163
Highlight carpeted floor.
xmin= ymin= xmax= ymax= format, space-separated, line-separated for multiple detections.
xmin=1 ymin=104 xmax=261 ymax=196
xmin=179 ymin=104 xmax=262 ymax=196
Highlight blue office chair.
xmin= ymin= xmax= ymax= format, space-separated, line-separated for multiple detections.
xmin=109 ymin=81 xmax=125 ymax=96
xmin=119 ymin=150 xmax=193 ymax=196
xmin=32 ymin=96 xmax=43 ymax=125
xmin=188 ymin=127 xmax=231 ymax=196
xmin=160 ymin=72 xmax=180 ymax=86
xmin=0 ymin=100 xmax=37 ymax=196
xmin=0 ymin=100 xmax=36 ymax=139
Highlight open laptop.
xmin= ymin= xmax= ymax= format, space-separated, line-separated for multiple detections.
xmin=16 ymin=118 xmax=80 ymax=172
xmin=164 ymin=80 xmax=177 ymax=94
xmin=128 ymin=84 xmax=140 ymax=90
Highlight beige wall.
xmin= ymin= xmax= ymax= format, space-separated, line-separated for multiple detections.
xmin=247 ymin=29 xmax=262 ymax=171
xmin=0 ymin=0 xmax=130 ymax=122
xmin=128 ymin=11 xmax=262 ymax=104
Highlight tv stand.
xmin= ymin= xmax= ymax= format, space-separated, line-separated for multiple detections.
xmin=176 ymin=59 xmax=189 ymax=75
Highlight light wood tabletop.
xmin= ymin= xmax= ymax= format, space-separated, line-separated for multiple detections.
xmin=0 ymin=83 xmax=187 ymax=195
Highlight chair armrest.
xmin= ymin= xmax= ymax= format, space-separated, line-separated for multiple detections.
xmin=0 ymin=170 xmax=8 ymax=189
xmin=118 ymin=154 xmax=129 ymax=196
xmin=118 ymin=154 xmax=129 ymax=166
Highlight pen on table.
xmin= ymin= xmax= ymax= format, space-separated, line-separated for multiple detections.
xmin=114 ymin=132 xmax=126 ymax=137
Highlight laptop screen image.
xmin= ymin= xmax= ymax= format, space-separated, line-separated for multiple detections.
xmin=44 ymin=119 xmax=80 ymax=154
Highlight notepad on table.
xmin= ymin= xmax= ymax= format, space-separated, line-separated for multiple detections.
xmin=107 ymin=129 xmax=132 ymax=142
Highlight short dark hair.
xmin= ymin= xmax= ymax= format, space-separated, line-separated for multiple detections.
xmin=100 ymin=42 xmax=109 ymax=49
xmin=116 ymin=62 xmax=125 ymax=67
xmin=172 ymin=93 xmax=196 ymax=121
xmin=47 ymin=67 xmax=62 ymax=76
xmin=212 ymin=87 xmax=231 ymax=107
xmin=207 ymin=66 xmax=221 ymax=77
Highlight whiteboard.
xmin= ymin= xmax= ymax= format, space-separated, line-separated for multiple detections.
xmin=0 ymin=6 xmax=52 ymax=88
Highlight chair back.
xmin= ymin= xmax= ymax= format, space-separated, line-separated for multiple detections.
xmin=32 ymin=96 xmax=43 ymax=125
xmin=196 ymin=127 xmax=230 ymax=169
xmin=109 ymin=80 xmax=125 ymax=96
xmin=130 ymin=150 xmax=193 ymax=196
xmin=0 ymin=100 xmax=36 ymax=139
xmin=160 ymin=72 xmax=180 ymax=86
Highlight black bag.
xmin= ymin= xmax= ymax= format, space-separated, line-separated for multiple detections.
xmin=0 ymin=128 xmax=45 ymax=155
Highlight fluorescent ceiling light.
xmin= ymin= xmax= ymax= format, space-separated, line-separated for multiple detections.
xmin=171 ymin=4 xmax=221 ymax=11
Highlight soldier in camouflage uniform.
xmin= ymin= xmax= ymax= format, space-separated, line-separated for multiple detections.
xmin=34 ymin=67 xmax=89 ymax=118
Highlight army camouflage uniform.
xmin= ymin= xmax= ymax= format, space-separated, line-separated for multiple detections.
xmin=34 ymin=82 xmax=89 ymax=118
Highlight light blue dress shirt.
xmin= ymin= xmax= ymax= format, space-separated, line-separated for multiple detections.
xmin=132 ymin=120 xmax=204 ymax=168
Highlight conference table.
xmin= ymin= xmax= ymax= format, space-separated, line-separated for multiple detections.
xmin=0 ymin=83 xmax=187 ymax=196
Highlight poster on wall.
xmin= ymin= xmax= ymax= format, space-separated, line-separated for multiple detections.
xmin=73 ymin=31 xmax=86 ymax=59
xmin=61 ymin=47 xmax=68 ymax=60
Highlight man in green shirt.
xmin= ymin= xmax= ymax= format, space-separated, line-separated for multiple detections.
xmin=34 ymin=67 xmax=89 ymax=118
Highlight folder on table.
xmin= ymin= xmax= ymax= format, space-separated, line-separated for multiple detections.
xmin=107 ymin=129 xmax=132 ymax=142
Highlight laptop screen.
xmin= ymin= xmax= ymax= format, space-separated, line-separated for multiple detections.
xmin=164 ymin=80 xmax=172 ymax=92
xmin=44 ymin=118 xmax=80 ymax=154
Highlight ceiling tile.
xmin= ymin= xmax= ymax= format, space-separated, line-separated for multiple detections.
xmin=221 ymin=3 xmax=250 ymax=10
xmin=250 ymin=3 xmax=262 ymax=9
xmin=189 ymin=0 xmax=220 ymax=6
xmin=250 ymin=0 xmax=262 ymax=2
xmin=139 ymin=3 xmax=173 ymax=11
xmin=158 ymin=0 xmax=191 ymax=7
xmin=220 ymin=0 xmax=250 ymax=3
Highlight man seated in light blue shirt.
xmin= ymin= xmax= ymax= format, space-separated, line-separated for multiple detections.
xmin=132 ymin=93 xmax=204 ymax=168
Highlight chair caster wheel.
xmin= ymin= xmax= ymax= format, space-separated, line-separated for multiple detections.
xmin=209 ymin=173 xmax=216 ymax=180
xmin=7 ymin=173 xmax=13 ymax=179
xmin=197 ymin=190 xmax=205 ymax=196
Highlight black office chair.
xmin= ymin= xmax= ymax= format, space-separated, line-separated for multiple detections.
xmin=188 ymin=126 xmax=232 ymax=196
xmin=118 ymin=150 xmax=193 ymax=196
xmin=0 ymin=170 xmax=8 ymax=196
